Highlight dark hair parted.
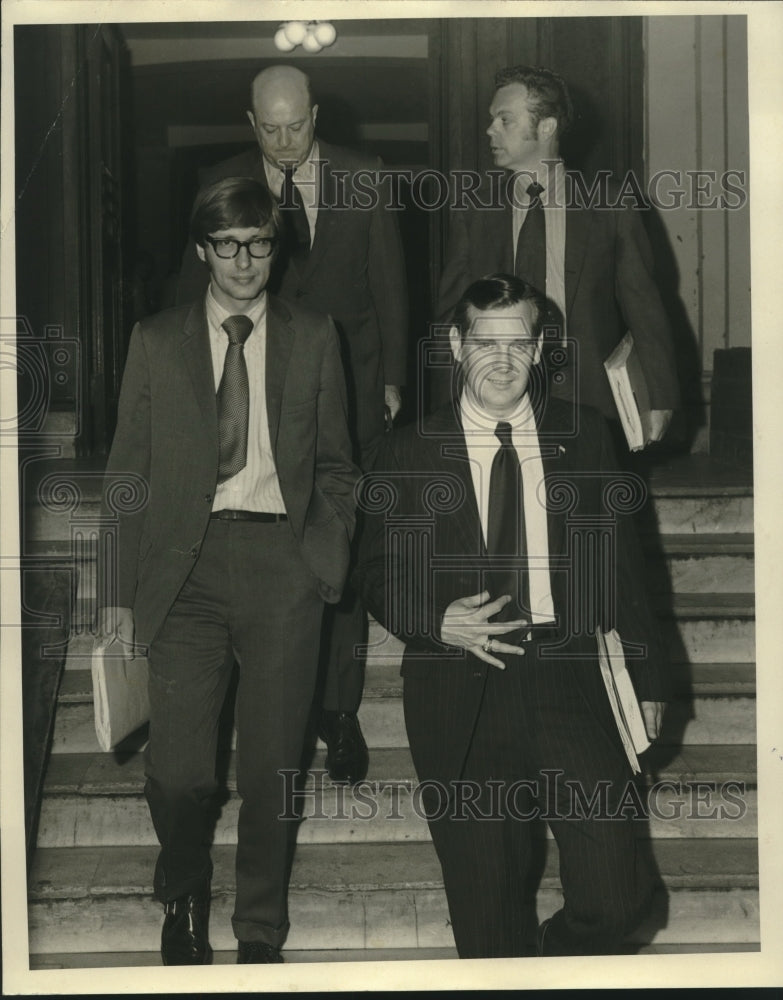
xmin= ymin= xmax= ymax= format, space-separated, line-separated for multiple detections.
xmin=190 ymin=176 xmax=283 ymax=248
xmin=451 ymin=273 xmax=549 ymax=341
xmin=494 ymin=65 xmax=573 ymax=135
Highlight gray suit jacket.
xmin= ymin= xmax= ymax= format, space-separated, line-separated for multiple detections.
xmin=100 ymin=293 xmax=359 ymax=645
xmin=436 ymin=174 xmax=680 ymax=419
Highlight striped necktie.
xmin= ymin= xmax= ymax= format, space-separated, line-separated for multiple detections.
xmin=216 ymin=314 xmax=253 ymax=483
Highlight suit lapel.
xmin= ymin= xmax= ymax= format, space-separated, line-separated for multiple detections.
xmin=301 ymin=143 xmax=339 ymax=279
xmin=535 ymin=397 xmax=575 ymax=562
xmin=181 ymin=300 xmax=218 ymax=430
xmin=564 ymin=194 xmax=593 ymax=316
xmin=427 ymin=406 xmax=484 ymax=556
xmin=265 ymin=295 xmax=294 ymax=451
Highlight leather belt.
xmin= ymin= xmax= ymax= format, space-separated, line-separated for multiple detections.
xmin=210 ymin=509 xmax=287 ymax=523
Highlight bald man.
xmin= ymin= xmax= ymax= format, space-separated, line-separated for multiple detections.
xmin=176 ymin=66 xmax=409 ymax=784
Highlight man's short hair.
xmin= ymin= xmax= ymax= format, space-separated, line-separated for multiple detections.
xmin=451 ymin=273 xmax=548 ymax=341
xmin=494 ymin=65 xmax=573 ymax=135
xmin=190 ymin=176 xmax=283 ymax=247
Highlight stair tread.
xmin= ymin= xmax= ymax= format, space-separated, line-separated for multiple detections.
xmin=26 ymin=453 xmax=753 ymax=500
xmin=661 ymin=593 xmax=755 ymax=617
xmin=42 ymin=744 xmax=757 ymax=797
xmin=654 ymin=534 xmax=754 ymax=554
xmin=27 ymin=942 xmax=759 ymax=967
xmin=28 ymin=838 xmax=760 ymax=901
xmin=58 ymin=660 xmax=758 ymax=704
xmin=642 ymin=454 xmax=753 ymax=496
xmin=28 ymin=947 xmax=461 ymax=967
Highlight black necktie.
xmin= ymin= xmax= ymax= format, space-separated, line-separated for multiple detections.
xmin=281 ymin=165 xmax=311 ymax=258
xmin=216 ymin=314 xmax=253 ymax=484
xmin=486 ymin=421 xmax=529 ymax=620
xmin=514 ymin=182 xmax=546 ymax=295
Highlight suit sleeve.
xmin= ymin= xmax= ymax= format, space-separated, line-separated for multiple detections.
xmin=356 ymin=433 xmax=454 ymax=656
xmin=315 ymin=317 xmax=360 ymax=538
xmin=97 ymin=324 xmax=152 ymax=610
xmin=366 ymin=157 xmax=409 ymax=387
xmin=435 ymin=206 xmax=472 ymax=325
xmin=614 ymin=206 xmax=680 ymax=411
xmin=598 ymin=416 xmax=672 ymax=702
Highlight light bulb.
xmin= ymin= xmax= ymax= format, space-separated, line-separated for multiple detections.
xmin=313 ymin=22 xmax=337 ymax=47
xmin=301 ymin=31 xmax=323 ymax=53
xmin=274 ymin=27 xmax=296 ymax=52
xmin=283 ymin=21 xmax=308 ymax=45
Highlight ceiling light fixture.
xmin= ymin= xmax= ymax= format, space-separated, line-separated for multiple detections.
xmin=274 ymin=21 xmax=337 ymax=53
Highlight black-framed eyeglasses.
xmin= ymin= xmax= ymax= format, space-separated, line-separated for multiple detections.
xmin=203 ymin=235 xmax=278 ymax=259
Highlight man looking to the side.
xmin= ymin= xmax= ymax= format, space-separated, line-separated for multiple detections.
xmin=176 ymin=64 xmax=409 ymax=784
xmin=97 ymin=177 xmax=358 ymax=965
xmin=358 ymin=274 xmax=670 ymax=957
xmin=436 ymin=65 xmax=679 ymax=448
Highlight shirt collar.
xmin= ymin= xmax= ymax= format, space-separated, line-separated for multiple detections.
xmin=206 ymin=285 xmax=267 ymax=337
xmin=511 ymin=158 xmax=564 ymax=205
xmin=460 ymin=390 xmax=537 ymax=438
xmin=264 ymin=140 xmax=320 ymax=182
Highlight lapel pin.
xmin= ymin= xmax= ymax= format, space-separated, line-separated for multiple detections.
xmin=558 ymin=445 xmax=566 ymax=454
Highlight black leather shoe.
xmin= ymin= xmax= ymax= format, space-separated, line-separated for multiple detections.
xmin=319 ymin=710 xmax=369 ymax=784
xmin=237 ymin=940 xmax=284 ymax=963
xmin=161 ymin=891 xmax=213 ymax=965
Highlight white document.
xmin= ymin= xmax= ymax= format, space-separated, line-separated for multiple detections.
xmin=596 ymin=628 xmax=651 ymax=774
xmin=91 ymin=638 xmax=150 ymax=752
xmin=603 ymin=332 xmax=653 ymax=451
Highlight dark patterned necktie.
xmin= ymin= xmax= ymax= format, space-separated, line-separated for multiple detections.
xmin=216 ymin=314 xmax=253 ymax=484
xmin=514 ymin=181 xmax=546 ymax=295
xmin=486 ymin=421 xmax=529 ymax=620
xmin=281 ymin=165 xmax=311 ymax=258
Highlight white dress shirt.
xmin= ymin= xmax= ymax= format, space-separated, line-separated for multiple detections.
xmin=263 ymin=141 xmax=320 ymax=247
xmin=460 ymin=391 xmax=555 ymax=624
xmin=511 ymin=158 xmax=567 ymax=341
xmin=205 ymin=287 xmax=286 ymax=513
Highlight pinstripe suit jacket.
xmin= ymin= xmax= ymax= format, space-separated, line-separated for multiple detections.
xmin=357 ymin=394 xmax=670 ymax=785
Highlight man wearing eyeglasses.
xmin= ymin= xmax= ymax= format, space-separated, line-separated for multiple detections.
xmin=97 ymin=176 xmax=358 ymax=965
xmin=175 ymin=63 xmax=408 ymax=787
xmin=357 ymin=273 xmax=669 ymax=958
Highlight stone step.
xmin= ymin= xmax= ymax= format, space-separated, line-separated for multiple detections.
xmin=29 ymin=947 xmax=462 ymax=969
xmin=37 ymin=746 xmax=757 ymax=849
xmin=26 ymin=840 xmax=760 ymax=955
xmin=661 ymin=617 xmax=754 ymax=663
xmin=642 ymin=495 xmax=753 ymax=536
xmin=25 ymin=468 xmax=753 ymax=550
xmin=40 ymin=743 xmax=760 ymax=798
xmin=62 ymin=538 xmax=756 ymax=625
xmin=646 ymin=534 xmax=754 ymax=594
xmin=62 ymin=599 xmax=756 ymax=671
xmin=56 ymin=659 xmax=758 ymax=706
xmin=48 ymin=684 xmax=757 ymax=757
xmin=28 ymin=941 xmax=762 ymax=969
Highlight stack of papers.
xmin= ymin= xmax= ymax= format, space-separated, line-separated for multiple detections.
xmin=91 ymin=639 xmax=149 ymax=752
xmin=604 ymin=332 xmax=653 ymax=451
xmin=596 ymin=628 xmax=651 ymax=774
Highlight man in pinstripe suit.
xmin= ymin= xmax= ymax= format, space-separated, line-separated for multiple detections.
xmin=357 ymin=274 xmax=670 ymax=957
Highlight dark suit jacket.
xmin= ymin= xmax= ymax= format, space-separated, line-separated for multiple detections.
xmin=100 ymin=294 xmax=358 ymax=646
xmin=356 ymin=395 xmax=670 ymax=784
xmin=176 ymin=142 xmax=408 ymax=457
xmin=436 ymin=174 xmax=680 ymax=420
